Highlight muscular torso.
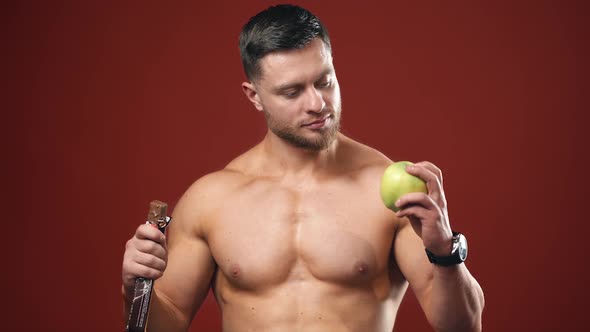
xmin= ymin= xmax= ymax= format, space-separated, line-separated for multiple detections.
xmin=200 ymin=139 xmax=408 ymax=332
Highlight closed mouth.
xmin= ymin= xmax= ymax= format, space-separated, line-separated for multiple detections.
xmin=303 ymin=114 xmax=331 ymax=126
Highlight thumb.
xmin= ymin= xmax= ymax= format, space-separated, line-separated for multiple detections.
xmin=407 ymin=215 xmax=423 ymax=238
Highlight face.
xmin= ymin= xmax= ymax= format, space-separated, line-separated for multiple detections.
xmin=243 ymin=38 xmax=342 ymax=151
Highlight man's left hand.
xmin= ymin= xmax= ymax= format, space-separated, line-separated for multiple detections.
xmin=394 ymin=161 xmax=454 ymax=256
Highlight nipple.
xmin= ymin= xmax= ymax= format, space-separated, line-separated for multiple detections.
xmin=355 ymin=261 xmax=369 ymax=275
xmin=230 ymin=264 xmax=241 ymax=279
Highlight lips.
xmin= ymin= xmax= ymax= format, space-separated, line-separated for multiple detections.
xmin=303 ymin=114 xmax=331 ymax=127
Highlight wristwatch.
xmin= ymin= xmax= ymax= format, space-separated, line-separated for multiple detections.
xmin=425 ymin=231 xmax=468 ymax=266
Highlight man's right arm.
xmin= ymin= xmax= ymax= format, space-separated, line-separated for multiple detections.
xmin=122 ymin=176 xmax=218 ymax=331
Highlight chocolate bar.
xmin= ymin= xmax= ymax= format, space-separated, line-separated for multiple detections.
xmin=126 ymin=200 xmax=171 ymax=332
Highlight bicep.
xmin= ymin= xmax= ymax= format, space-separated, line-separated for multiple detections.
xmin=153 ymin=195 xmax=217 ymax=325
xmin=393 ymin=220 xmax=434 ymax=312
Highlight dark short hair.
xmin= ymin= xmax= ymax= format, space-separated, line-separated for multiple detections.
xmin=239 ymin=4 xmax=331 ymax=81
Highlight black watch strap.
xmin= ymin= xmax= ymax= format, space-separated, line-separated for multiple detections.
xmin=425 ymin=231 xmax=467 ymax=266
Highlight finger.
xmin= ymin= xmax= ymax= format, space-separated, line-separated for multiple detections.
xmin=414 ymin=161 xmax=443 ymax=185
xmin=406 ymin=215 xmax=423 ymax=238
xmin=127 ymin=261 xmax=165 ymax=280
xmin=133 ymin=238 xmax=167 ymax=258
xmin=406 ymin=164 xmax=444 ymax=207
xmin=132 ymin=251 xmax=167 ymax=271
xmin=396 ymin=204 xmax=430 ymax=220
xmin=406 ymin=163 xmax=439 ymax=191
xmin=135 ymin=224 xmax=167 ymax=246
xmin=414 ymin=161 xmax=448 ymax=209
xmin=395 ymin=192 xmax=437 ymax=211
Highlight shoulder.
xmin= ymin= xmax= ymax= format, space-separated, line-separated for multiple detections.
xmin=336 ymin=134 xmax=394 ymax=182
xmin=338 ymin=136 xmax=416 ymax=245
xmin=171 ymin=166 xmax=253 ymax=238
xmin=178 ymin=144 xmax=263 ymax=204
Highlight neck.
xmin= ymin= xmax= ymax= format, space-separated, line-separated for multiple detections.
xmin=261 ymin=130 xmax=341 ymax=177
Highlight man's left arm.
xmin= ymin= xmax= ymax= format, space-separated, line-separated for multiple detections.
xmin=393 ymin=161 xmax=485 ymax=332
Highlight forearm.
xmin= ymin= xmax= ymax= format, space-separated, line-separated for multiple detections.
xmin=427 ymin=264 xmax=484 ymax=332
xmin=122 ymin=285 xmax=189 ymax=332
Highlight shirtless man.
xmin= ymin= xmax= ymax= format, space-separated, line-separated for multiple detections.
xmin=122 ymin=4 xmax=484 ymax=332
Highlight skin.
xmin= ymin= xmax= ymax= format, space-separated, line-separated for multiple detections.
xmin=122 ymin=38 xmax=484 ymax=332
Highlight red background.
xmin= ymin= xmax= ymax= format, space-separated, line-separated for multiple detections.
xmin=6 ymin=0 xmax=589 ymax=331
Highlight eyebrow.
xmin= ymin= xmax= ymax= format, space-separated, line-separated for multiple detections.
xmin=273 ymin=68 xmax=334 ymax=93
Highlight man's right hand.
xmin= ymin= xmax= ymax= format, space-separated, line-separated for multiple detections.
xmin=122 ymin=223 xmax=168 ymax=291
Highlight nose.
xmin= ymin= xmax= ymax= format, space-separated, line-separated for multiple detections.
xmin=304 ymin=87 xmax=326 ymax=113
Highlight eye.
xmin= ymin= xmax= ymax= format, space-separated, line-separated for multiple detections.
xmin=282 ymin=89 xmax=300 ymax=98
xmin=316 ymin=79 xmax=332 ymax=89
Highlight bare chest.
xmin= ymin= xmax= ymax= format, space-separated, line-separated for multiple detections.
xmin=207 ymin=179 xmax=396 ymax=290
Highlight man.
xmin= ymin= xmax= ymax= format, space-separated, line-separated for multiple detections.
xmin=122 ymin=4 xmax=484 ymax=332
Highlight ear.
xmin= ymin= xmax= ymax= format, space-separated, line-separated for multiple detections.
xmin=241 ymin=81 xmax=264 ymax=112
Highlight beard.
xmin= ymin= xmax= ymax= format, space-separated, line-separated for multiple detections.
xmin=264 ymin=109 xmax=341 ymax=151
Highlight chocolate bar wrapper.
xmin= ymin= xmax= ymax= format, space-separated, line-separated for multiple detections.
xmin=125 ymin=201 xmax=170 ymax=332
xmin=126 ymin=278 xmax=154 ymax=331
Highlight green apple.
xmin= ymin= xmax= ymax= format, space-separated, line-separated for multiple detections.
xmin=380 ymin=161 xmax=428 ymax=212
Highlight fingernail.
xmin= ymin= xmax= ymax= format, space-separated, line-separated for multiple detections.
xmin=395 ymin=199 xmax=401 ymax=207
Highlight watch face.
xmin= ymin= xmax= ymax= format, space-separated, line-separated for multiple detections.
xmin=458 ymin=234 xmax=468 ymax=261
